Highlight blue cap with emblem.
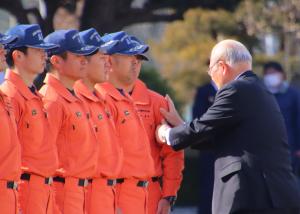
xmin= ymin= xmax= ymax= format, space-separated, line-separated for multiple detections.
xmin=101 ymin=31 xmax=149 ymax=60
xmin=44 ymin=29 xmax=98 ymax=56
xmin=0 ymin=33 xmax=17 ymax=45
xmin=6 ymin=24 xmax=58 ymax=50
xmin=79 ymin=28 xmax=118 ymax=54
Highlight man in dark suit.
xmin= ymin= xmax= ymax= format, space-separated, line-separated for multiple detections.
xmin=156 ymin=39 xmax=300 ymax=214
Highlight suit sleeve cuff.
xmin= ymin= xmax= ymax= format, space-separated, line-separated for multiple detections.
xmin=165 ymin=128 xmax=172 ymax=146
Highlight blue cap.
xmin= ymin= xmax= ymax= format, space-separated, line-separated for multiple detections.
xmin=101 ymin=31 xmax=149 ymax=60
xmin=79 ymin=28 xmax=117 ymax=54
xmin=44 ymin=29 xmax=98 ymax=56
xmin=127 ymin=35 xmax=149 ymax=60
xmin=101 ymin=31 xmax=127 ymax=43
xmin=6 ymin=24 xmax=57 ymax=49
xmin=0 ymin=33 xmax=17 ymax=45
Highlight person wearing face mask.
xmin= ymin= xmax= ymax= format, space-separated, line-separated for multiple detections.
xmin=263 ymin=61 xmax=300 ymax=181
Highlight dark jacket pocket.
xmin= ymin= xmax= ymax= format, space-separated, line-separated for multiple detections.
xmin=219 ymin=161 xmax=242 ymax=182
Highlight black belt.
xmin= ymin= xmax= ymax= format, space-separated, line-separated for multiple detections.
xmin=137 ymin=180 xmax=149 ymax=187
xmin=53 ymin=176 xmax=89 ymax=187
xmin=53 ymin=176 xmax=65 ymax=183
xmin=21 ymin=173 xmax=53 ymax=185
xmin=116 ymin=178 xmax=124 ymax=184
xmin=116 ymin=178 xmax=149 ymax=187
xmin=6 ymin=181 xmax=18 ymax=189
xmin=89 ymin=179 xmax=117 ymax=186
xmin=151 ymin=176 xmax=160 ymax=182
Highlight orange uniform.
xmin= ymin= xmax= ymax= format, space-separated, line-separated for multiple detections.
xmin=95 ymin=82 xmax=155 ymax=214
xmin=0 ymin=91 xmax=21 ymax=214
xmin=1 ymin=70 xmax=58 ymax=214
xmin=39 ymin=74 xmax=98 ymax=214
xmin=131 ymin=80 xmax=184 ymax=213
xmin=74 ymin=80 xmax=122 ymax=214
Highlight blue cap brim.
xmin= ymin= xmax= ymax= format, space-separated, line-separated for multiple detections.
xmin=122 ymin=44 xmax=149 ymax=57
xmin=0 ymin=35 xmax=17 ymax=45
xmin=26 ymin=42 xmax=58 ymax=50
xmin=136 ymin=54 xmax=149 ymax=61
xmin=108 ymin=45 xmax=149 ymax=60
xmin=69 ymin=45 xmax=98 ymax=56
xmin=116 ymin=53 xmax=149 ymax=61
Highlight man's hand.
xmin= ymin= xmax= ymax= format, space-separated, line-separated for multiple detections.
xmin=156 ymin=122 xmax=171 ymax=144
xmin=156 ymin=198 xmax=171 ymax=214
xmin=160 ymin=94 xmax=184 ymax=127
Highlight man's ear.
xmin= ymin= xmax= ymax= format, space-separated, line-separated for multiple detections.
xmin=218 ymin=61 xmax=226 ymax=76
xmin=50 ymin=55 xmax=62 ymax=69
xmin=107 ymin=56 xmax=114 ymax=72
xmin=12 ymin=50 xmax=24 ymax=63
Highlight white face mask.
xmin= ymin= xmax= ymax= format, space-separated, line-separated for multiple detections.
xmin=264 ymin=73 xmax=283 ymax=88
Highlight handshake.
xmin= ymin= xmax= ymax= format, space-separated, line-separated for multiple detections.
xmin=155 ymin=95 xmax=185 ymax=145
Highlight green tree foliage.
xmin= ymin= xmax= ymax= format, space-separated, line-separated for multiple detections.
xmin=150 ymin=8 xmax=244 ymax=106
xmin=139 ymin=66 xmax=183 ymax=109
xmin=139 ymin=66 xmax=171 ymax=96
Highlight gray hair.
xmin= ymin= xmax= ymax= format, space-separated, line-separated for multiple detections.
xmin=211 ymin=39 xmax=252 ymax=66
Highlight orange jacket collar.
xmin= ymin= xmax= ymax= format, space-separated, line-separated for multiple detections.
xmin=5 ymin=70 xmax=37 ymax=100
xmin=131 ymin=79 xmax=150 ymax=105
xmin=43 ymin=73 xmax=77 ymax=103
xmin=95 ymin=82 xmax=129 ymax=101
xmin=74 ymin=80 xmax=99 ymax=103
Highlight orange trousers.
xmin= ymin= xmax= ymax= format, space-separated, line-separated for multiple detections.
xmin=147 ymin=179 xmax=162 ymax=214
xmin=116 ymin=178 xmax=149 ymax=214
xmin=0 ymin=180 xmax=18 ymax=214
xmin=18 ymin=174 xmax=54 ymax=214
xmin=53 ymin=177 xmax=89 ymax=214
xmin=87 ymin=178 xmax=116 ymax=214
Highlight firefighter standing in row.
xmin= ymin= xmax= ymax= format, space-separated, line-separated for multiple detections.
xmin=101 ymin=32 xmax=184 ymax=214
xmin=39 ymin=29 xmax=99 ymax=214
xmin=74 ymin=28 xmax=123 ymax=214
xmin=2 ymin=24 xmax=59 ymax=214
xmin=126 ymin=35 xmax=184 ymax=214
xmin=96 ymin=31 xmax=156 ymax=214
xmin=0 ymin=33 xmax=21 ymax=214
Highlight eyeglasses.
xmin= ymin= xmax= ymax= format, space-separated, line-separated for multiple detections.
xmin=207 ymin=60 xmax=220 ymax=76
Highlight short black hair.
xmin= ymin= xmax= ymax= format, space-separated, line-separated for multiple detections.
xmin=263 ymin=61 xmax=284 ymax=74
xmin=46 ymin=51 xmax=68 ymax=72
xmin=6 ymin=46 xmax=28 ymax=68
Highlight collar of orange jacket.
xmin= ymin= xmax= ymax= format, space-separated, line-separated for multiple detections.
xmin=5 ymin=70 xmax=40 ymax=100
xmin=43 ymin=73 xmax=77 ymax=103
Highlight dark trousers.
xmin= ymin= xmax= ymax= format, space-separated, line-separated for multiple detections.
xmin=234 ymin=208 xmax=300 ymax=214
xmin=198 ymin=152 xmax=215 ymax=214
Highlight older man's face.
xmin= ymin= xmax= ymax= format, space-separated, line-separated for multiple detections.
xmin=208 ymin=58 xmax=224 ymax=89
xmin=209 ymin=56 xmax=234 ymax=89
